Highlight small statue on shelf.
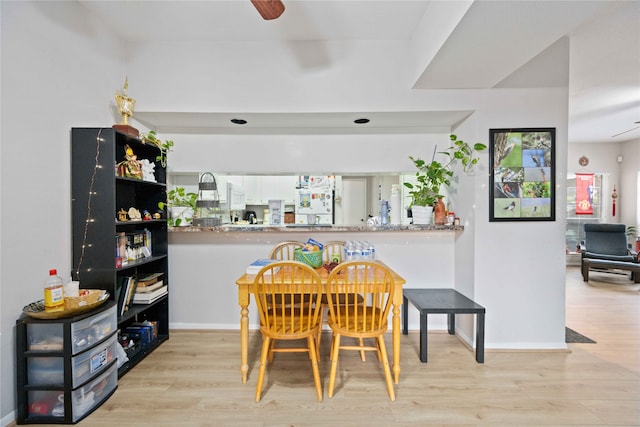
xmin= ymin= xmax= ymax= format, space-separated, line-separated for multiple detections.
xmin=117 ymin=209 xmax=128 ymax=222
xmin=117 ymin=144 xmax=143 ymax=179
xmin=128 ymin=207 xmax=141 ymax=220
xmin=143 ymin=210 xmax=152 ymax=221
xmin=140 ymin=159 xmax=156 ymax=182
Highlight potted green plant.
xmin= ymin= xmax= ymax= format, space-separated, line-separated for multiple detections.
xmin=140 ymin=130 xmax=174 ymax=168
xmin=404 ymin=134 xmax=487 ymax=224
xmin=158 ymin=186 xmax=197 ymax=226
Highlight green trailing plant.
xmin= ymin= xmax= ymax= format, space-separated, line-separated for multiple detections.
xmin=158 ymin=187 xmax=197 ymax=226
xmin=140 ymin=130 xmax=174 ymax=168
xmin=404 ymin=134 xmax=487 ymax=207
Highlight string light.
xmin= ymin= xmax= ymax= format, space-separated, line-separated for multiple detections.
xmin=75 ymin=128 xmax=103 ymax=280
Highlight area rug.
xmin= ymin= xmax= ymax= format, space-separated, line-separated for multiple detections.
xmin=566 ymin=327 xmax=596 ymax=343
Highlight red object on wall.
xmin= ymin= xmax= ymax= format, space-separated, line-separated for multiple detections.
xmin=612 ymin=185 xmax=618 ymax=217
xmin=575 ymin=173 xmax=594 ymax=215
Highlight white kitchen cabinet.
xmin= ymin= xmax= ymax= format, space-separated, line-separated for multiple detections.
xmin=243 ymin=176 xmax=263 ymax=204
xmin=275 ymin=176 xmax=296 ymax=204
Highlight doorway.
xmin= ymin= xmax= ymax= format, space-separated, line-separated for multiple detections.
xmin=342 ymin=178 xmax=367 ymax=224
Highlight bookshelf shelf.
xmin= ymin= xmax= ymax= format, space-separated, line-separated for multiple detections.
xmin=71 ymin=128 xmax=169 ymax=379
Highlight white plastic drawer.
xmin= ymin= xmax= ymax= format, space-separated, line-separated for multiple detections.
xmin=27 ymin=323 xmax=63 ymax=351
xmin=27 ymin=390 xmax=65 ymax=418
xmin=27 ymin=357 xmax=63 ymax=385
xmin=72 ymin=362 xmax=117 ymax=422
xmin=72 ymin=334 xmax=117 ymax=387
xmin=71 ymin=305 xmax=117 ymax=355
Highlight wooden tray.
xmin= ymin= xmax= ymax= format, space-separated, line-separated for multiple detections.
xmin=23 ymin=290 xmax=109 ymax=319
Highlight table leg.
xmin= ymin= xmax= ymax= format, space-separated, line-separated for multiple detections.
xmin=447 ymin=313 xmax=456 ymax=335
xmin=419 ymin=312 xmax=428 ymax=363
xmin=392 ymin=303 xmax=401 ymax=384
xmin=476 ymin=312 xmax=485 ymax=363
xmin=238 ymin=285 xmax=250 ymax=383
xmin=402 ymin=296 xmax=409 ymax=335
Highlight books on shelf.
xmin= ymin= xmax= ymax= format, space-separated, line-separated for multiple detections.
xmin=133 ymin=285 xmax=168 ymax=304
xmin=117 ymin=276 xmax=138 ymax=316
xmin=136 ymin=280 xmax=164 ymax=293
xmin=138 ymin=272 xmax=163 ymax=287
xmin=246 ymin=259 xmax=279 ymax=275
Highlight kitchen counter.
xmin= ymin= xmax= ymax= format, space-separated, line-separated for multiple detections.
xmin=169 ymin=224 xmax=463 ymax=233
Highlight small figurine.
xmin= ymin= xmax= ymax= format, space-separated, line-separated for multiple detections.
xmin=117 ymin=144 xmax=143 ymax=179
xmin=153 ymin=212 xmax=162 ymax=220
xmin=128 ymin=207 xmax=142 ymax=220
xmin=143 ymin=210 xmax=152 ymax=221
xmin=117 ymin=209 xmax=128 ymax=221
xmin=140 ymin=159 xmax=156 ymax=182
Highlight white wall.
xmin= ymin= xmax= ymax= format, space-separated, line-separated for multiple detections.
xmin=567 ymin=141 xmax=638 ymax=226
xmin=621 ymin=139 xmax=640 ymax=227
xmin=472 ymin=89 xmax=569 ymax=348
xmin=1 ymin=2 xmax=124 ymax=423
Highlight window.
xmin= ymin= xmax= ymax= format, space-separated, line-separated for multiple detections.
xmin=566 ymin=173 xmax=603 ymax=253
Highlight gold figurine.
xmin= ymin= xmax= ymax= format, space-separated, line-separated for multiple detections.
xmin=113 ymin=77 xmax=140 ymax=137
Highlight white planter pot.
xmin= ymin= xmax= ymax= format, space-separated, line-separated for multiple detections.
xmin=169 ymin=207 xmax=194 ymax=226
xmin=411 ymin=206 xmax=433 ymax=225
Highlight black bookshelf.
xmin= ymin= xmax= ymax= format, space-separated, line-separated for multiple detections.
xmin=71 ymin=127 xmax=169 ymax=377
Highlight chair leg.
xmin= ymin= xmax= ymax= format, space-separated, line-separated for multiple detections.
xmin=359 ymin=338 xmax=366 ymax=361
xmin=268 ymin=338 xmax=276 ymax=363
xmin=255 ymin=336 xmax=271 ymax=402
xmin=376 ymin=335 xmax=395 ymax=401
xmin=307 ymin=335 xmax=323 ymax=401
xmin=328 ymin=334 xmax=341 ymax=398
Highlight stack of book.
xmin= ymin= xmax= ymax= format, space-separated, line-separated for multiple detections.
xmin=246 ymin=259 xmax=279 ymax=275
xmin=133 ymin=273 xmax=167 ymax=304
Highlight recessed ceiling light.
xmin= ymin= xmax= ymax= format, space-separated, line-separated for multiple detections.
xmin=354 ymin=118 xmax=370 ymax=124
xmin=230 ymin=118 xmax=247 ymax=125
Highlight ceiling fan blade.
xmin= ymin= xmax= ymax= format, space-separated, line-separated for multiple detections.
xmin=611 ymin=126 xmax=640 ymax=138
xmin=251 ymin=0 xmax=285 ymax=20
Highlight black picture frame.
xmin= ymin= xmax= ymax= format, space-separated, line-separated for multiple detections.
xmin=489 ymin=128 xmax=555 ymax=222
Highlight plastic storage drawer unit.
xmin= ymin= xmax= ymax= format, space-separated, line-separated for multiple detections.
xmin=72 ymin=334 xmax=117 ymax=388
xmin=71 ymin=362 xmax=118 ymax=422
xmin=27 ymin=357 xmax=63 ymax=385
xmin=70 ymin=304 xmax=116 ymax=355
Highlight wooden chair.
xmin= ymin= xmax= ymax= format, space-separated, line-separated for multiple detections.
xmin=252 ymin=261 xmax=324 ymax=402
xmin=325 ymin=261 xmax=396 ymax=401
xmin=317 ymin=241 xmax=366 ymax=359
xmin=323 ymin=240 xmax=345 ymax=263
xmin=269 ymin=241 xmax=305 ymax=260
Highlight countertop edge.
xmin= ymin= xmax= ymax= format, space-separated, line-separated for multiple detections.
xmin=169 ymin=224 xmax=463 ymax=233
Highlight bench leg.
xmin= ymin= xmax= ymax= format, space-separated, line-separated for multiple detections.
xmin=476 ymin=312 xmax=485 ymax=363
xmin=419 ymin=312 xmax=428 ymax=363
xmin=402 ymin=296 xmax=409 ymax=335
xmin=447 ymin=313 xmax=455 ymax=335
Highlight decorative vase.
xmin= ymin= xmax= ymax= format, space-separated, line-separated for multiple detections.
xmin=411 ymin=206 xmax=433 ymax=225
xmin=434 ymin=197 xmax=446 ymax=225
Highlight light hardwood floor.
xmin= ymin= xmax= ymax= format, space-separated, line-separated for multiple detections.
xmin=21 ymin=267 xmax=640 ymax=426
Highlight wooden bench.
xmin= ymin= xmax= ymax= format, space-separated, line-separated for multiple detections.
xmin=582 ymin=258 xmax=640 ymax=283
xmin=402 ymin=288 xmax=485 ymax=363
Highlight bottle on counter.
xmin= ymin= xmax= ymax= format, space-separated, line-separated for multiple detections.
xmin=44 ymin=269 xmax=64 ymax=308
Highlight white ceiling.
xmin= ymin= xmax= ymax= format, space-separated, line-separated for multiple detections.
xmin=80 ymin=0 xmax=640 ymax=143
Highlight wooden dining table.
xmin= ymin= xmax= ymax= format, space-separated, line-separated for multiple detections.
xmin=235 ymin=261 xmax=406 ymax=385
